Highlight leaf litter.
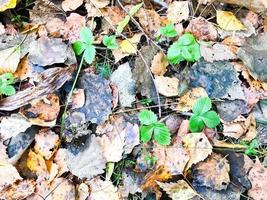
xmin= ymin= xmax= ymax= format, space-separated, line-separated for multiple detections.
xmin=0 ymin=0 xmax=267 ymax=199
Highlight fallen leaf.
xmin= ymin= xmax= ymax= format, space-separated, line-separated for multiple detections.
xmin=100 ymin=6 xmax=125 ymax=26
xmin=176 ymin=87 xmax=208 ymax=112
xmin=182 ymin=132 xmax=213 ymax=169
xmin=76 ymin=183 xmax=89 ymax=200
xmin=0 ymin=46 xmax=20 ymax=74
xmin=165 ymin=114 xmax=183 ymax=134
xmin=89 ymin=0 xmax=110 ymax=8
xmin=200 ymin=43 xmax=237 ymax=62
xmin=216 ymin=10 xmax=245 ymax=31
xmin=0 ymin=180 xmax=35 ymax=200
xmin=186 ymin=17 xmax=217 ymax=41
xmin=110 ymin=62 xmax=136 ymax=107
xmin=157 ymin=180 xmax=197 ymax=200
xmin=192 ymin=153 xmax=230 ymax=190
xmin=0 ymin=160 xmax=22 ymax=191
xmin=154 ymin=76 xmax=179 ymax=97
xmin=248 ymin=158 xmax=267 ymax=200
xmin=49 ymin=178 xmax=75 ymax=200
xmin=0 ymin=0 xmax=17 ymax=12
xmin=20 ymin=94 xmax=60 ymax=127
xmin=34 ymin=129 xmax=59 ymax=160
xmin=62 ymin=0 xmax=83 ymax=11
xmin=71 ymin=89 xmax=85 ymax=109
xmin=88 ymin=177 xmax=122 ymax=200
xmin=150 ymin=52 xmax=168 ymax=76
xmin=26 ymin=150 xmax=48 ymax=175
xmin=53 ymin=148 xmax=68 ymax=177
xmin=14 ymin=56 xmax=31 ymax=80
xmin=167 ymin=1 xmax=189 ymax=23
xmin=119 ymin=33 xmax=142 ymax=54
xmin=67 ymin=135 xmax=106 ymax=179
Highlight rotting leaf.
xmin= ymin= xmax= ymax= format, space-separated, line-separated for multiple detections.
xmin=110 ymin=62 xmax=136 ymax=107
xmin=157 ymin=180 xmax=198 ymax=200
xmin=192 ymin=153 xmax=230 ymax=190
xmin=0 ymin=66 xmax=74 ymax=111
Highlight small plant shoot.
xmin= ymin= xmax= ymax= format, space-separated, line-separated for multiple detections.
xmin=241 ymin=139 xmax=259 ymax=156
xmin=0 ymin=73 xmax=16 ymax=96
xmin=160 ymin=24 xmax=178 ymax=38
xmin=72 ymin=27 xmax=96 ymax=64
xmin=189 ymin=97 xmax=220 ymax=132
xmin=167 ymin=33 xmax=200 ymax=64
xmin=138 ymin=110 xmax=171 ymax=145
xmin=103 ymin=35 xmax=118 ymax=49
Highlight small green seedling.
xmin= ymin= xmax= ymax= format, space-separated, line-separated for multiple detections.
xmin=72 ymin=27 xmax=96 ymax=64
xmin=0 ymin=73 xmax=16 ymax=96
xmin=189 ymin=97 xmax=220 ymax=133
xmin=167 ymin=33 xmax=200 ymax=64
xmin=96 ymin=63 xmax=112 ymax=78
xmin=140 ymin=98 xmax=152 ymax=106
xmin=160 ymin=24 xmax=178 ymax=38
xmin=138 ymin=110 xmax=171 ymax=145
xmin=103 ymin=35 xmax=118 ymax=49
xmin=241 ymin=139 xmax=259 ymax=156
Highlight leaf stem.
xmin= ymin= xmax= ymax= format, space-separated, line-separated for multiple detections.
xmin=60 ymin=53 xmax=85 ymax=137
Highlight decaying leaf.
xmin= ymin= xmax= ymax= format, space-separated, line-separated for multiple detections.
xmin=154 ymin=76 xmax=179 ymax=97
xmin=49 ymin=178 xmax=75 ymax=200
xmin=67 ymin=135 xmax=106 ymax=179
xmin=71 ymin=89 xmax=85 ymax=109
xmin=62 ymin=0 xmax=83 ymax=11
xmin=150 ymin=52 xmax=168 ymax=76
xmin=76 ymin=183 xmax=89 ymax=200
xmin=167 ymin=1 xmax=189 ymax=23
xmin=0 ymin=114 xmax=31 ymax=140
xmin=100 ymin=6 xmax=125 ymax=26
xmin=110 ymin=62 xmax=136 ymax=107
xmin=182 ymin=132 xmax=212 ymax=169
xmin=248 ymin=159 xmax=267 ymax=200
xmin=20 ymin=94 xmax=60 ymax=127
xmin=216 ymin=10 xmax=245 ymax=31
xmin=222 ymin=114 xmax=256 ymax=140
xmin=33 ymin=129 xmax=59 ymax=160
xmin=0 ymin=46 xmax=20 ymax=74
xmin=157 ymin=180 xmax=198 ymax=200
xmin=0 ymin=179 xmax=35 ymax=200
xmin=186 ymin=17 xmax=218 ymax=41
xmin=200 ymin=43 xmax=237 ymax=62
xmin=53 ymin=148 xmax=68 ymax=177
xmin=26 ymin=150 xmax=48 ymax=175
xmin=192 ymin=153 xmax=230 ymax=190
xmin=0 ymin=66 xmax=74 ymax=111
xmin=176 ymin=87 xmax=208 ymax=112
xmin=88 ymin=177 xmax=122 ymax=200
xmin=0 ymin=160 xmax=22 ymax=191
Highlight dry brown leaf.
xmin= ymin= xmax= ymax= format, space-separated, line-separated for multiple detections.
xmin=89 ymin=0 xmax=110 ymax=8
xmin=200 ymin=43 xmax=237 ymax=62
xmin=101 ymin=7 xmax=125 ymax=26
xmin=49 ymin=178 xmax=75 ymax=200
xmin=71 ymin=89 xmax=85 ymax=109
xmin=0 ymin=160 xmax=22 ymax=191
xmin=157 ymin=180 xmax=197 ymax=200
xmin=34 ymin=129 xmax=60 ymax=160
xmin=53 ymin=148 xmax=68 ymax=177
xmin=182 ymin=132 xmax=212 ymax=169
xmin=62 ymin=0 xmax=83 ymax=11
xmin=167 ymin=1 xmax=189 ymax=23
xmin=248 ymin=158 xmax=267 ymax=200
xmin=14 ymin=56 xmax=31 ymax=80
xmin=186 ymin=17 xmax=217 ymax=41
xmin=26 ymin=150 xmax=48 ymax=175
xmin=154 ymin=76 xmax=179 ymax=97
xmin=192 ymin=153 xmax=230 ymax=190
xmin=88 ymin=177 xmax=122 ymax=200
xmin=0 ymin=180 xmax=35 ymax=200
xmin=176 ymin=87 xmax=208 ymax=112
xmin=20 ymin=94 xmax=60 ymax=127
xmin=222 ymin=114 xmax=256 ymax=140
xmin=153 ymin=143 xmax=189 ymax=175
xmin=76 ymin=183 xmax=89 ymax=200
xmin=135 ymin=8 xmax=162 ymax=37
xmin=150 ymin=52 xmax=168 ymax=76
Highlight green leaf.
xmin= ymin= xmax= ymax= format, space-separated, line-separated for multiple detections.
xmin=153 ymin=122 xmax=171 ymax=145
xmin=129 ymin=2 xmax=143 ymax=16
xmin=178 ymin=33 xmax=195 ymax=46
xmin=160 ymin=24 xmax=177 ymax=38
xmin=181 ymin=46 xmax=194 ymax=62
xmin=167 ymin=42 xmax=184 ymax=64
xmin=83 ymin=45 xmax=96 ymax=64
xmin=200 ymin=111 xmax=220 ymax=128
xmin=80 ymin=27 xmax=94 ymax=44
xmin=103 ymin=35 xmax=118 ymax=49
xmin=0 ymin=85 xmax=15 ymax=96
xmin=116 ymin=16 xmax=130 ymax=35
xmin=72 ymin=41 xmax=86 ymax=55
xmin=140 ymin=125 xmax=154 ymax=143
xmin=191 ymin=42 xmax=201 ymax=61
xmin=189 ymin=115 xmax=205 ymax=132
xmin=0 ymin=73 xmax=14 ymax=85
xmin=138 ymin=110 xmax=158 ymax=125
xmin=192 ymin=97 xmax=212 ymax=116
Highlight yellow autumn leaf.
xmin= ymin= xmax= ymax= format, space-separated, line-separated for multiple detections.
xmin=0 ymin=0 xmax=17 ymax=12
xmin=119 ymin=33 xmax=142 ymax=54
xmin=216 ymin=10 xmax=245 ymax=31
xmin=27 ymin=150 xmax=47 ymax=174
